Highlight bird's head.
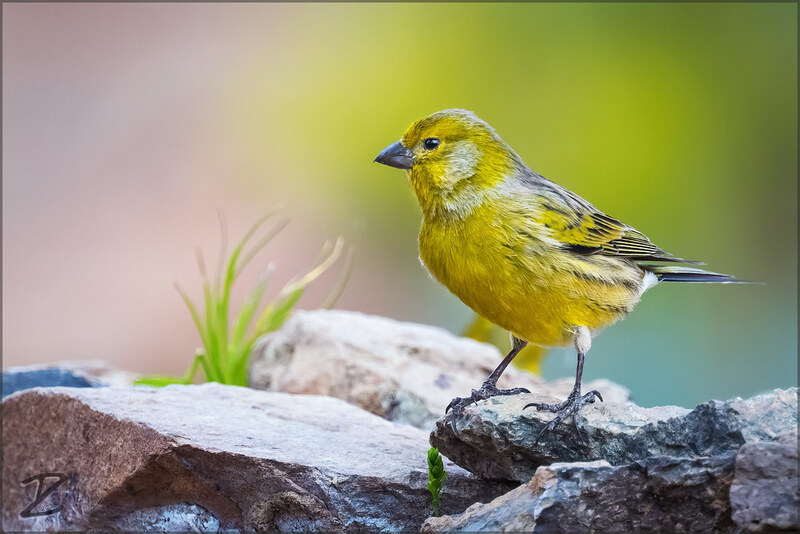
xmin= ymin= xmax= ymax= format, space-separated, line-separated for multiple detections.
xmin=375 ymin=109 xmax=523 ymax=218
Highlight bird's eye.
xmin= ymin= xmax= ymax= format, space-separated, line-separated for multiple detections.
xmin=423 ymin=137 xmax=440 ymax=151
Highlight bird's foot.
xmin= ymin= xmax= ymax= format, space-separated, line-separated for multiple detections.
xmin=445 ymin=381 xmax=530 ymax=432
xmin=524 ymin=389 xmax=602 ymax=441
xmin=445 ymin=382 xmax=530 ymax=414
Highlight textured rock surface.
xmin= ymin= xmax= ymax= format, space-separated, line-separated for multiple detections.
xmin=249 ymin=310 xmax=629 ymax=428
xmin=730 ymin=431 xmax=798 ymax=532
xmin=422 ymin=454 xmax=738 ymax=532
xmin=2 ymin=383 xmax=513 ymax=532
xmin=430 ymin=387 xmax=797 ymax=482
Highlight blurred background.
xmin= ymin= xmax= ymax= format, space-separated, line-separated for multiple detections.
xmin=3 ymin=3 xmax=796 ymax=407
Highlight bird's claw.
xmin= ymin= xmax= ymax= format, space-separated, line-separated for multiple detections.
xmin=525 ymin=389 xmax=603 ymax=413
xmin=523 ymin=389 xmax=603 ymax=443
xmin=445 ymin=382 xmax=531 ymax=432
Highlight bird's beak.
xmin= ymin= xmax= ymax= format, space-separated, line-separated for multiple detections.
xmin=374 ymin=140 xmax=414 ymax=170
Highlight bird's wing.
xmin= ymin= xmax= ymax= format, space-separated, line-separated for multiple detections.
xmin=529 ymin=176 xmax=690 ymax=263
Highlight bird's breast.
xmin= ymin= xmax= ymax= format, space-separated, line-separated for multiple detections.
xmin=418 ymin=203 xmax=641 ymax=347
xmin=419 ymin=204 xmax=560 ymax=343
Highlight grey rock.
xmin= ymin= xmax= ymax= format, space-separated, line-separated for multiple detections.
xmin=2 ymin=366 xmax=102 ymax=398
xmin=43 ymin=359 xmax=139 ymax=387
xmin=249 ymin=310 xmax=630 ymax=429
xmin=430 ymin=387 xmax=797 ymax=482
xmin=730 ymin=431 xmax=798 ymax=532
xmin=2 ymin=361 xmax=138 ymax=399
xmin=2 ymin=383 xmax=513 ymax=532
xmin=422 ymin=453 xmax=738 ymax=533
xmin=102 ymin=503 xmax=223 ymax=532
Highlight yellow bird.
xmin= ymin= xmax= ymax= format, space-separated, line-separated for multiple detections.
xmin=375 ymin=109 xmax=743 ymax=433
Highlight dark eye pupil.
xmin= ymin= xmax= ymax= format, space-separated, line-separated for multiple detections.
xmin=424 ymin=138 xmax=440 ymax=150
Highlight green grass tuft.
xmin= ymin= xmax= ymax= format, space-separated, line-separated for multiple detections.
xmin=427 ymin=446 xmax=447 ymax=517
xmin=135 ymin=211 xmax=351 ymax=387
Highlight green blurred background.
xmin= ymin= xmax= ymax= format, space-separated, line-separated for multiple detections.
xmin=3 ymin=3 xmax=796 ymax=407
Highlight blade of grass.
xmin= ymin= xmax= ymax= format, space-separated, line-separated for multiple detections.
xmin=229 ymin=210 xmax=285 ymax=278
xmin=133 ymin=352 xmax=209 ymax=386
xmin=174 ymin=283 xmax=211 ymax=360
xmin=322 ymin=245 xmax=355 ymax=309
xmin=228 ymin=269 xmax=276 ymax=385
xmin=283 ymin=237 xmax=345 ymax=295
xmin=256 ymin=287 xmax=305 ymax=335
xmin=235 ymin=217 xmax=291 ymax=277
xmin=253 ymin=237 xmax=344 ymax=333
xmin=229 ymin=341 xmax=255 ymax=387
xmin=230 ymin=271 xmax=271 ymax=356
xmin=194 ymin=350 xmax=213 ymax=383
xmin=216 ymin=284 xmax=230 ymax=384
xmin=197 ymin=248 xmax=222 ymax=383
xmin=182 ymin=352 xmax=206 ymax=384
xmin=213 ymin=210 xmax=229 ymax=296
xmin=134 ymin=375 xmax=188 ymax=387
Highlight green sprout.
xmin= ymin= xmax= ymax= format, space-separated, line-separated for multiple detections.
xmin=427 ymin=447 xmax=447 ymax=516
xmin=135 ymin=211 xmax=352 ymax=387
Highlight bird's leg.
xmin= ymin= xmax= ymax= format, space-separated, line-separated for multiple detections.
xmin=524 ymin=326 xmax=602 ymax=436
xmin=445 ymin=336 xmax=530 ymax=424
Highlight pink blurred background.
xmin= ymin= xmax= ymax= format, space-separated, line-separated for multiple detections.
xmin=3 ymin=4 xmax=420 ymax=376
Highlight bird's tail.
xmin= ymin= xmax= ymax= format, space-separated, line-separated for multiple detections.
xmin=640 ymin=264 xmax=750 ymax=283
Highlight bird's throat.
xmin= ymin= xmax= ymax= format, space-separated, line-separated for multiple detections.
xmin=410 ymin=159 xmax=513 ymax=222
